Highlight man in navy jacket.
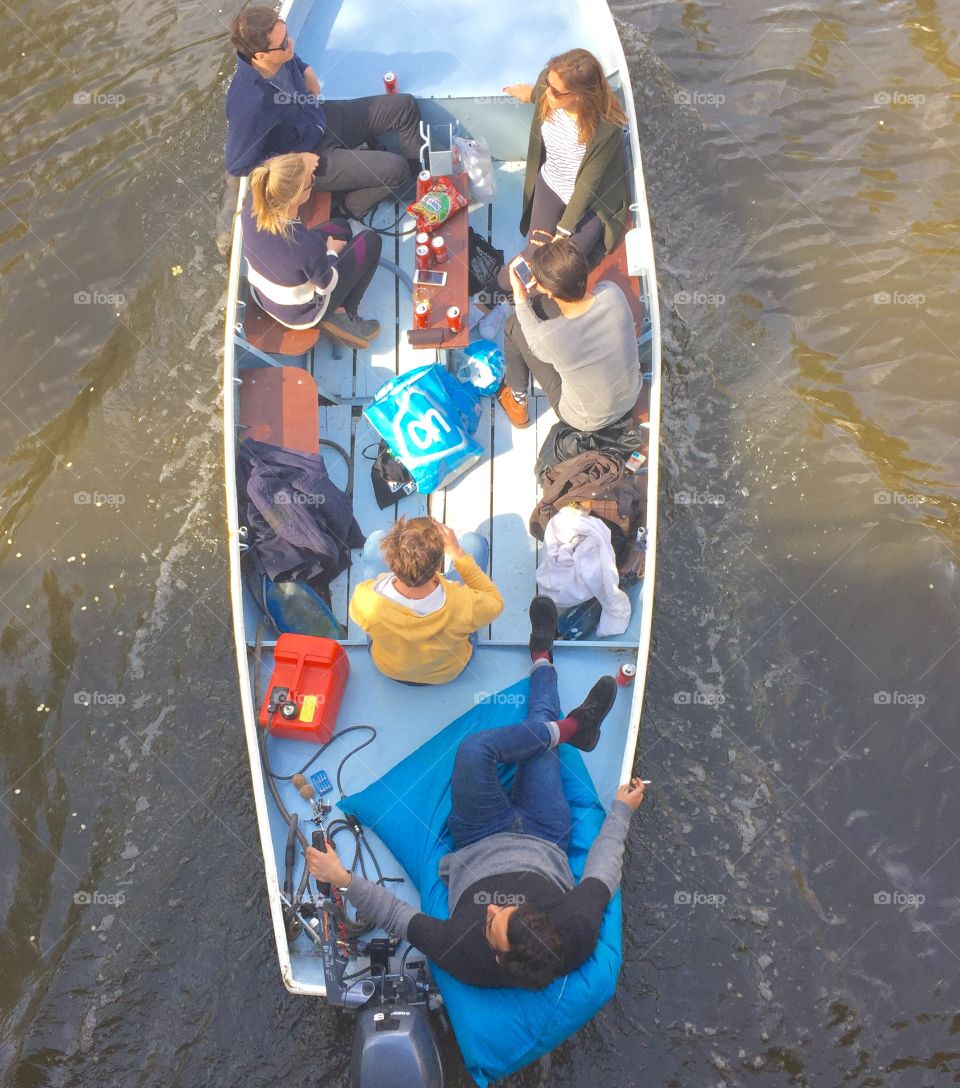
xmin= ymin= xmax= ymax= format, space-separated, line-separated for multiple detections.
xmin=225 ymin=6 xmax=422 ymax=218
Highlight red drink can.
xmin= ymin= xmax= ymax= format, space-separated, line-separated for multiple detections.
xmin=383 ymin=71 xmax=398 ymax=94
xmin=616 ymin=663 xmax=636 ymax=687
xmin=415 ymin=231 xmax=430 ymax=249
xmin=431 ymin=235 xmax=447 ymax=264
xmin=415 ymin=245 xmax=430 ymax=270
xmin=414 ymin=301 xmax=430 ymax=329
xmin=417 ymin=170 xmax=432 ymax=198
xmin=446 ymin=306 xmax=462 ymax=333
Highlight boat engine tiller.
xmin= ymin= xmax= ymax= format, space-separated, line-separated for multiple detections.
xmin=257 ymin=633 xmax=348 ymax=743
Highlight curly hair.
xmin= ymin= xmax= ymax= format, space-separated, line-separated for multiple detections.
xmin=229 ymin=6 xmax=280 ymax=57
xmin=380 ymin=516 xmax=445 ymax=588
xmin=499 ymin=905 xmax=565 ymax=990
xmin=538 ymin=48 xmax=627 ymax=146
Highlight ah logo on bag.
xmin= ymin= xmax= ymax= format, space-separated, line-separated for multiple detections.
xmin=364 ymin=365 xmax=483 ymax=494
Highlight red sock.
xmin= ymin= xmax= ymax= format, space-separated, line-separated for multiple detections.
xmin=531 ymin=650 xmax=551 ymax=664
xmin=555 ymin=716 xmax=579 ymax=744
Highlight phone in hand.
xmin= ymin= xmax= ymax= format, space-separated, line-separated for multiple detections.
xmin=513 ymin=258 xmax=535 ymax=290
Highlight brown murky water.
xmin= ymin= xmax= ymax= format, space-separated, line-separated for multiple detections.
xmin=1 ymin=1 xmax=958 ymax=1084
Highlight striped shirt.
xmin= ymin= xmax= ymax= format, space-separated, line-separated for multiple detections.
xmin=540 ymin=108 xmax=586 ymax=204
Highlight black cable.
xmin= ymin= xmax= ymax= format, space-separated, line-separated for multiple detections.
xmin=318 ymin=437 xmax=353 ymax=494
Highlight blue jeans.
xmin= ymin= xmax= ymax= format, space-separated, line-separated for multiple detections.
xmin=448 ymin=663 xmax=571 ymax=851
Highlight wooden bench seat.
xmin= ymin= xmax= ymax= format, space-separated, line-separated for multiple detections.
xmin=238 ymin=366 xmax=320 ymax=454
xmin=587 ymin=233 xmax=645 ymax=336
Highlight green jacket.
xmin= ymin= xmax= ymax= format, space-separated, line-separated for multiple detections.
xmin=519 ymin=70 xmax=630 ymax=258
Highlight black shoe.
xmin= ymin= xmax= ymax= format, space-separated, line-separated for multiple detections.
xmin=320 ymin=312 xmax=381 ymax=349
xmin=565 ymin=676 xmax=617 ymax=752
xmin=529 ymin=595 xmax=558 ymax=661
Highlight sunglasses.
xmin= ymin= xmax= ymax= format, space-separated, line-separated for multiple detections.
xmin=546 ymin=79 xmax=574 ymax=100
xmin=263 ymin=31 xmax=290 ymax=52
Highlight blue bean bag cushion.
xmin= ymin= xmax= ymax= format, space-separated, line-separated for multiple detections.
xmin=340 ymin=677 xmax=622 ymax=1087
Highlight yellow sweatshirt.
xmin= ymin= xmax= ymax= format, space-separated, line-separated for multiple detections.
xmin=349 ymin=555 xmax=504 ymax=685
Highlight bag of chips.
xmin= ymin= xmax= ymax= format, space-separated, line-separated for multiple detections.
xmin=407 ymin=176 xmax=468 ymax=231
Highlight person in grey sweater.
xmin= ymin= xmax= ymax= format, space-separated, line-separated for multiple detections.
xmin=306 ymin=595 xmax=647 ymax=991
xmin=497 ymin=238 xmax=641 ymax=431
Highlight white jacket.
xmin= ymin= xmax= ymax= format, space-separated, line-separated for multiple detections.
xmin=535 ymin=507 xmax=631 ymax=636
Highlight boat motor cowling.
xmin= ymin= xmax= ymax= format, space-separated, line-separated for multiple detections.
xmin=350 ymin=1003 xmax=443 ymax=1088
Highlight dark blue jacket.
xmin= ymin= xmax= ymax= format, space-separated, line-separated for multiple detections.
xmin=225 ymin=52 xmax=327 ymax=176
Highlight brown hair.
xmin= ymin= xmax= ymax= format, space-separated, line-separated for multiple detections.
xmin=529 ymin=238 xmax=589 ymax=302
xmin=230 ymin=6 xmax=279 ymax=57
xmin=248 ymin=153 xmax=309 ymax=239
xmin=381 ymin=517 xmax=445 ymax=588
xmin=538 ymin=48 xmax=627 ymax=146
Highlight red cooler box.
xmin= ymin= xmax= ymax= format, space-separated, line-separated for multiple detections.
xmin=258 ymin=634 xmax=348 ymax=743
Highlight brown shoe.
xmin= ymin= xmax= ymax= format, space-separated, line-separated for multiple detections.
xmin=497 ymin=384 xmax=530 ymax=427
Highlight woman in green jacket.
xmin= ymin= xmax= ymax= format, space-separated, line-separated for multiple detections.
xmin=493 ymin=48 xmax=629 ymax=298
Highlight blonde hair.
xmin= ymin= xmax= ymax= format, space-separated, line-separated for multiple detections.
xmin=381 ymin=516 xmax=445 ymax=587
xmin=249 ymin=153 xmax=309 ymax=239
xmin=539 ymin=48 xmax=627 ymax=146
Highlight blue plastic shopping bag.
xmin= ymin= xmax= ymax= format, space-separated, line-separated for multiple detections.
xmin=363 ymin=365 xmax=483 ymax=494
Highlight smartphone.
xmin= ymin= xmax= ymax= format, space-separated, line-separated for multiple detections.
xmin=413 ymin=269 xmax=448 ymax=287
xmin=514 ymin=258 xmax=535 ymax=289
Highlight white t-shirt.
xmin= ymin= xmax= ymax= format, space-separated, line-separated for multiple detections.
xmin=374 ymin=573 xmax=445 ymax=616
xmin=540 ymin=108 xmax=586 ymax=203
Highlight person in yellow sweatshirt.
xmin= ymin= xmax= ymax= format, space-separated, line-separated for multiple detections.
xmin=349 ymin=517 xmax=504 ymax=685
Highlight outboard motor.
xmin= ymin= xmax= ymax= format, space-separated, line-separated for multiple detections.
xmin=350 ymin=1003 xmax=443 ymax=1088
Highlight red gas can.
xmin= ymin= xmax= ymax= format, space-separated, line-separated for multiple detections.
xmin=258 ymin=633 xmax=348 ymax=743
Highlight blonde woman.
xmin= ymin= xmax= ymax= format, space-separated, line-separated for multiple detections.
xmin=481 ymin=49 xmax=629 ymax=333
xmin=241 ymin=151 xmax=382 ymax=348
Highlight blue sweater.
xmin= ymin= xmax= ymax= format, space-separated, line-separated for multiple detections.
xmin=225 ymin=52 xmax=327 ymax=176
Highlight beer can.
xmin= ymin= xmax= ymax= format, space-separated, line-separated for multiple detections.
xmin=446 ymin=306 xmax=462 ymax=333
xmin=383 ymin=71 xmax=398 ymax=94
xmin=414 ymin=301 xmax=430 ymax=329
xmin=431 ymin=235 xmax=447 ymax=264
xmin=616 ymin=663 xmax=636 ymax=687
xmin=417 ymin=170 xmax=432 ymax=198
xmin=415 ymin=231 xmax=430 ymax=249
xmin=415 ymin=245 xmax=430 ymax=270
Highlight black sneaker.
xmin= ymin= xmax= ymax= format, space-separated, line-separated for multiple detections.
xmin=528 ymin=595 xmax=558 ymax=661
xmin=320 ymin=312 xmax=381 ymax=349
xmin=565 ymin=676 xmax=617 ymax=752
